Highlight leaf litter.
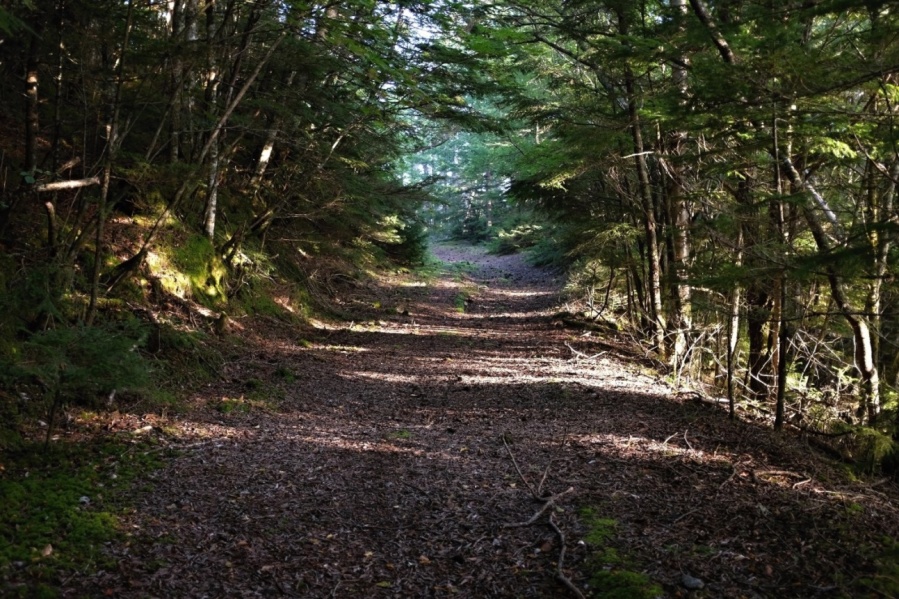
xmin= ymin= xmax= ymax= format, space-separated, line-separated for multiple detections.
xmin=65 ymin=244 xmax=899 ymax=598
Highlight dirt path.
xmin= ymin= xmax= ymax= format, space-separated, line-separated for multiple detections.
xmin=75 ymin=244 xmax=899 ymax=598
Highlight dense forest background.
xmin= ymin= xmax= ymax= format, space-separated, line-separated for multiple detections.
xmin=2 ymin=0 xmax=899 ymax=472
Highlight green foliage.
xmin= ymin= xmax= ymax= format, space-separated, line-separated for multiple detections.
xmin=0 ymin=440 xmax=162 ymax=595
xmin=488 ymin=215 xmax=545 ymax=255
xmin=375 ymin=216 xmax=430 ymax=266
xmin=527 ymin=230 xmax=569 ymax=268
xmin=847 ymin=427 xmax=897 ymax=475
xmin=0 ymin=261 xmax=72 ymax=334
xmin=1 ymin=324 xmax=150 ymax=415
xmin=822 ymin=417 xmax=899 ymax=475
xmin=858 ymin=538 xmax=899 ymax=598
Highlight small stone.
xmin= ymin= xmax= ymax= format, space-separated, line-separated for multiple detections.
xmin=681 ymin=573 xmax=705 ymax=590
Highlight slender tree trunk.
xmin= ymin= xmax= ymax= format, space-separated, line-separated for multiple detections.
xmin=170 ymin=0 xmax=185 ymax=164
xmin=782 ymin=155 xmax=881 ymax=423
xmin=86 ymin=0 xmax=135 ymax=324
xmin=727 ymin=219 xmax=744 ymax=419
xmin=25 ymin=27 xmax=42 ymax=174
xmin=624 ymin=71 xmax=666 ymax=355
xmin=665 ymin=144 xmax=692 ymax=370
xmin=774 ymin=279 xmax=788 ymax=430
xmin=666 ymin=0 xmax=693 ymax=371
xmin=202 ymin=0 xmax=221 ymax=239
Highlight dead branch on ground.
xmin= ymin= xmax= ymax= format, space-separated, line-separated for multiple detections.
xmin=502 ymin=436 xmax=585 ymax=599
xmin=565 ymin=341 xmax=607 ymax=362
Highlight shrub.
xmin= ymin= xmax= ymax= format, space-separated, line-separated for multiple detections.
xmin=0 ymin=323 xmax=150 ymax=443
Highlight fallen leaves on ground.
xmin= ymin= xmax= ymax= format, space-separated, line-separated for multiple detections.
xmin=65 ymin=244 xmax=899 ymax=598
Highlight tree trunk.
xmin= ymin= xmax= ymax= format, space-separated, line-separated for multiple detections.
xmin=624 ymin=70 xmax=666 ymax=355
xmin=86 ymin=0 xmax=136 ymax=325
xmin=782 ymin=155 xmax=881 ymax=424
xmin=202 ymin=0 xmax=220 ymax=240
xmin=25 ymin=26 xmax=42 ymax=174
xmin=727 ymin=221 xmax=743 ymax=419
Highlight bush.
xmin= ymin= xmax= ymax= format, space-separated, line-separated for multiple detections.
xmin=377 ymin=217 xmax=429 ymax=266
xmin=488 ymin=223 xmax=544 ymax=255
xmin=0 ymin=323 xmax=151 ymax=441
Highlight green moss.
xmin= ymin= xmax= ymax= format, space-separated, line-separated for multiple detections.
xmin=238 ymin=290 xmax=295 ymax=321
xmin=579 ymin=507 xmax=662 ymax=599
xmin=0 ymin=440 xmax=162 ymax=595
xmin=149 ymin=233 xmax=226 ymax=308
xmin=579 ymin=508 xmax=618 ymax=546
xmin=589 ymin=570 xmax=664 ymax=599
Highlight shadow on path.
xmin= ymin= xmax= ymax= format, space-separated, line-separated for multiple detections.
xmin=71 ymin=243 xmax=899 ymax=598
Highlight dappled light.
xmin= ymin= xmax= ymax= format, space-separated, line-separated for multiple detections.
xmin=4 ymin=1 xmax=899 ymax=596
xmin=49 ymin=243 xmax=895 ymax=598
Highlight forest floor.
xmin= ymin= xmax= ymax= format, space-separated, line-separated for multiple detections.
xmin=67 ymin=243 xmax=899 ymax=598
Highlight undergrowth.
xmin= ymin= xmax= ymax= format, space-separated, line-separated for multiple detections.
xmin=859 ymin=538 xmax=899 ymax=597
xmin=0 ymin=439 xmax=164 ymax=597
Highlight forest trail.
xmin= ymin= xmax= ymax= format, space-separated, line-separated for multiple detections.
xmin=74 ymin=244 xmax=898 ymax=598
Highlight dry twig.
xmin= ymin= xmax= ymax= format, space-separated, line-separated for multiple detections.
xmin=502 ymin=436 xmax=584 ymax=599
xmin=565 ymin=342 xmax=607 ymax=362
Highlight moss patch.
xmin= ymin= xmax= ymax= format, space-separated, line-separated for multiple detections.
xmin=148 ymin=233 xmax=227 ymax=308
xmin=579 ymin=507 xmax=663 ymax=599
xmin=0 ymin=440 xmax=163 ymax=596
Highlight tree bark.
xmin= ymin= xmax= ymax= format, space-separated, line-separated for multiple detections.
xmin=86 ymin=0 xmax=136 ymax=325
xmin=782 ymin=155 xmax=881 ymax=423
xmin=24 ymin=25 xmax=42 ymax=174
xmin=624 ymin=68 xmax=666 ymax=356
xmin=202 ymin=0 xmax=220 ymax=240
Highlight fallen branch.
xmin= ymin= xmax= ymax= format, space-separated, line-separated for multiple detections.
xmin=503 ymin=487 xmax=574 ymax=528
xmin=683 ymin=429 xmax=694 ymax=452
xmin=34 ymin=177 xmax=100 ymax=192
xmin=503 ymin=435 xmax=538 ymax=498
xmin=502 ymin=436 xmax=584 ymax=599
xmin=565 ymin=341 xmax=607 ymax=362
xmin=549 ymin=511 xmax=586 ymax=599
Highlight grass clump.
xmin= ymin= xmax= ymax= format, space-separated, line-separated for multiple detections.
xmin=0 ymin=440 xmax=162 ymax=596
xmin=453 ymin=292 xmax=470 ymax=313
xmin=275 ymin=366 xmax=295 ymax=383
xmin=216 ymin=397 xmax=251 ymax=414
